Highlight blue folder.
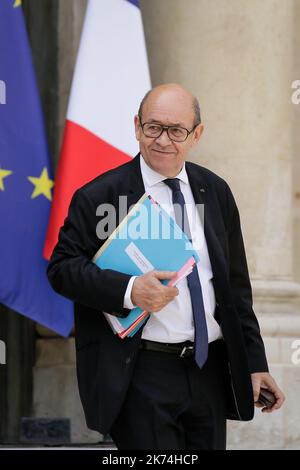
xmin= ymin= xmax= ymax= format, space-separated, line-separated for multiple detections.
xmin=93 ymin=194 xmax=200 ymax=336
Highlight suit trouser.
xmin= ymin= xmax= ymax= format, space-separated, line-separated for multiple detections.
xmin=110 ymin=339 xmax=228 ymax=450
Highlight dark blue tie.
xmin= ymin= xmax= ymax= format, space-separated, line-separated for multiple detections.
xmin=164 ymin=178 xmax=208 ymax=368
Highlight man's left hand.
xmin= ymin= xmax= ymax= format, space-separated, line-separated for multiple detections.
xmin=251 ymin=372 xmax=285 ymax=413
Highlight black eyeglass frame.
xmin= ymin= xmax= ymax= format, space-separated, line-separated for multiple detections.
xmin=139 ymin=117 xmax=199 ymax=142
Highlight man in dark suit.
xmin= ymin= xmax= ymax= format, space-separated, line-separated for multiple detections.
xmin=47 ymin=83 xmax=284 ymax=450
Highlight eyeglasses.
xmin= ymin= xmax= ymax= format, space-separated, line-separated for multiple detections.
xmin=139 ymin=119 xmax=198 ymax=142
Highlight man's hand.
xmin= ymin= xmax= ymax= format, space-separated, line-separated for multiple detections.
xmin=131 ymin=270 xmax=179 ymax=313
xmin=251 ymin=372 xmax=285 ymax=413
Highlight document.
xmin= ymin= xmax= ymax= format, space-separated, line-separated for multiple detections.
xmin=93 ymin=193 xmax=200 ymax=338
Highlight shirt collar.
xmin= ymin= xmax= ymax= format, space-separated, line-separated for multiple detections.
xmin=140 ymin=154 xmax=189 ymax=187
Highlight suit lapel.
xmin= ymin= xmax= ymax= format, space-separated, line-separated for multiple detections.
xmin=186 ymin=162 xmax=228 ymax=284
xmin=125 ymin=154 xmax=146 ymax=209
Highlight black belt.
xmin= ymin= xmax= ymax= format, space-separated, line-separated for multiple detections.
xmin=139 ymin=339 xmax=194 ymax=358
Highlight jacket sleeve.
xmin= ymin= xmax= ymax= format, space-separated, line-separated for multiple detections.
xmin=225 ymin=183 xmax=269 ymax=373
xmin=47 ymin=187 xmax=131 ymax=317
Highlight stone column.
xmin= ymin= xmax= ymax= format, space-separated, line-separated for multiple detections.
xmin=141 ymin=0 xmax=300 ymax=449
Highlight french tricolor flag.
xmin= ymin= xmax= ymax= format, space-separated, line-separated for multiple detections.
xmin=44 ymin=0 xmax=151 ymax=259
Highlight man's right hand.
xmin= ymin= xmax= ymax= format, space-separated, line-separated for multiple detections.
xmin=131 ymin=270 xmax=179 ymax=313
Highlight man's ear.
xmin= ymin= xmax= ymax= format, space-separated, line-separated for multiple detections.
xmin=192 ymin=123 xmax=204 ymax=147
xmin=134 ymin=115 xmax=141 ymax=141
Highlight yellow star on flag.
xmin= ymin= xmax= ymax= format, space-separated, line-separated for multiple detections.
xmin=13 ymin=0 xmax=22 ymax=8
xmin=0 ymin=168 xmax=13 ymax=191
xmin=28 ymin=167 xmax=54 ymax=201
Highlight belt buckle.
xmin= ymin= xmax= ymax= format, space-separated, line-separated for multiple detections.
xmin=180 ymin=345 xmax=193 ymax=358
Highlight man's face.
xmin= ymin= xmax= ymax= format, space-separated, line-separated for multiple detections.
xmin=134 ymin=88 xmax=204 ymax=177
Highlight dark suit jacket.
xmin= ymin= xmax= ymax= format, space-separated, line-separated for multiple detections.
xmin=47 ymin=154 xmax=268 ymax=434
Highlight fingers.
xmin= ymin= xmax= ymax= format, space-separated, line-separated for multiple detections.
xmin=149 ymin=271 xmax=179 ymax=309
xmin=150 ymin=285 xmax=179 ymax=312
xmin=131 ymin=270 xmax=179 ymax=312
xmin=251 ymin=372 xmax=286 ymax=414
xmin=251 ymin=377 xmax=261 ymax=403
xmin=254 ymin=402 xmax=264 ymax=409
xmin=253 ymin=389 xmax=260 ymax=404
xmin=164 ymin=285 xmax=179 ymax=297
xmin=153 ymin=271 xmax=177 ymax=280
xmin=274 ymin=391 xmax=285 ymax=410
xmin=262 ymin=388 xmax=285 ymax=413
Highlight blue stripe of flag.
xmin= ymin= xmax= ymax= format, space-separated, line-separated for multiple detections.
xmin=126 ymin=0 xmax=139 ymax=7
xmin=0 ymin=1 xmax=73 ymax=336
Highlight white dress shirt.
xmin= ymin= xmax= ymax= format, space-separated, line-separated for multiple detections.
xmin=124 ymin=155 xmax=222 ymax=343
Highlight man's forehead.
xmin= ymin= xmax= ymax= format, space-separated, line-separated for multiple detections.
xmin=146 ymin=117 xmax=188 ymax=127
xmin=142 ymin=94 xmax=194 ymax=125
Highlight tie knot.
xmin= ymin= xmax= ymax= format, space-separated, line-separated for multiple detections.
xmin=163 ymin=178 xmax=181 ymax=193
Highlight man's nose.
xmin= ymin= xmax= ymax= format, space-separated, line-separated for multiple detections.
xmin=155 ymin=128 xmax=172 ymax=145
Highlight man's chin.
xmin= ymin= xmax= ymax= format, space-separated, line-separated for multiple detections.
xmin=149 ymin=160 xmax=179 ymax=177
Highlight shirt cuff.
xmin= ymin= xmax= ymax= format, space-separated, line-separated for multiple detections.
xmin=123 ymin=276 xmax=137 ymax=309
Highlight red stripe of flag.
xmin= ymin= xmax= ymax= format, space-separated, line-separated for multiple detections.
xmin=43 ymin=120 xmax=131 ymax=259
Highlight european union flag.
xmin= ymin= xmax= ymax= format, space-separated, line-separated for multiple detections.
xmin=0 ymin=1 xmax=73 ymax=336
